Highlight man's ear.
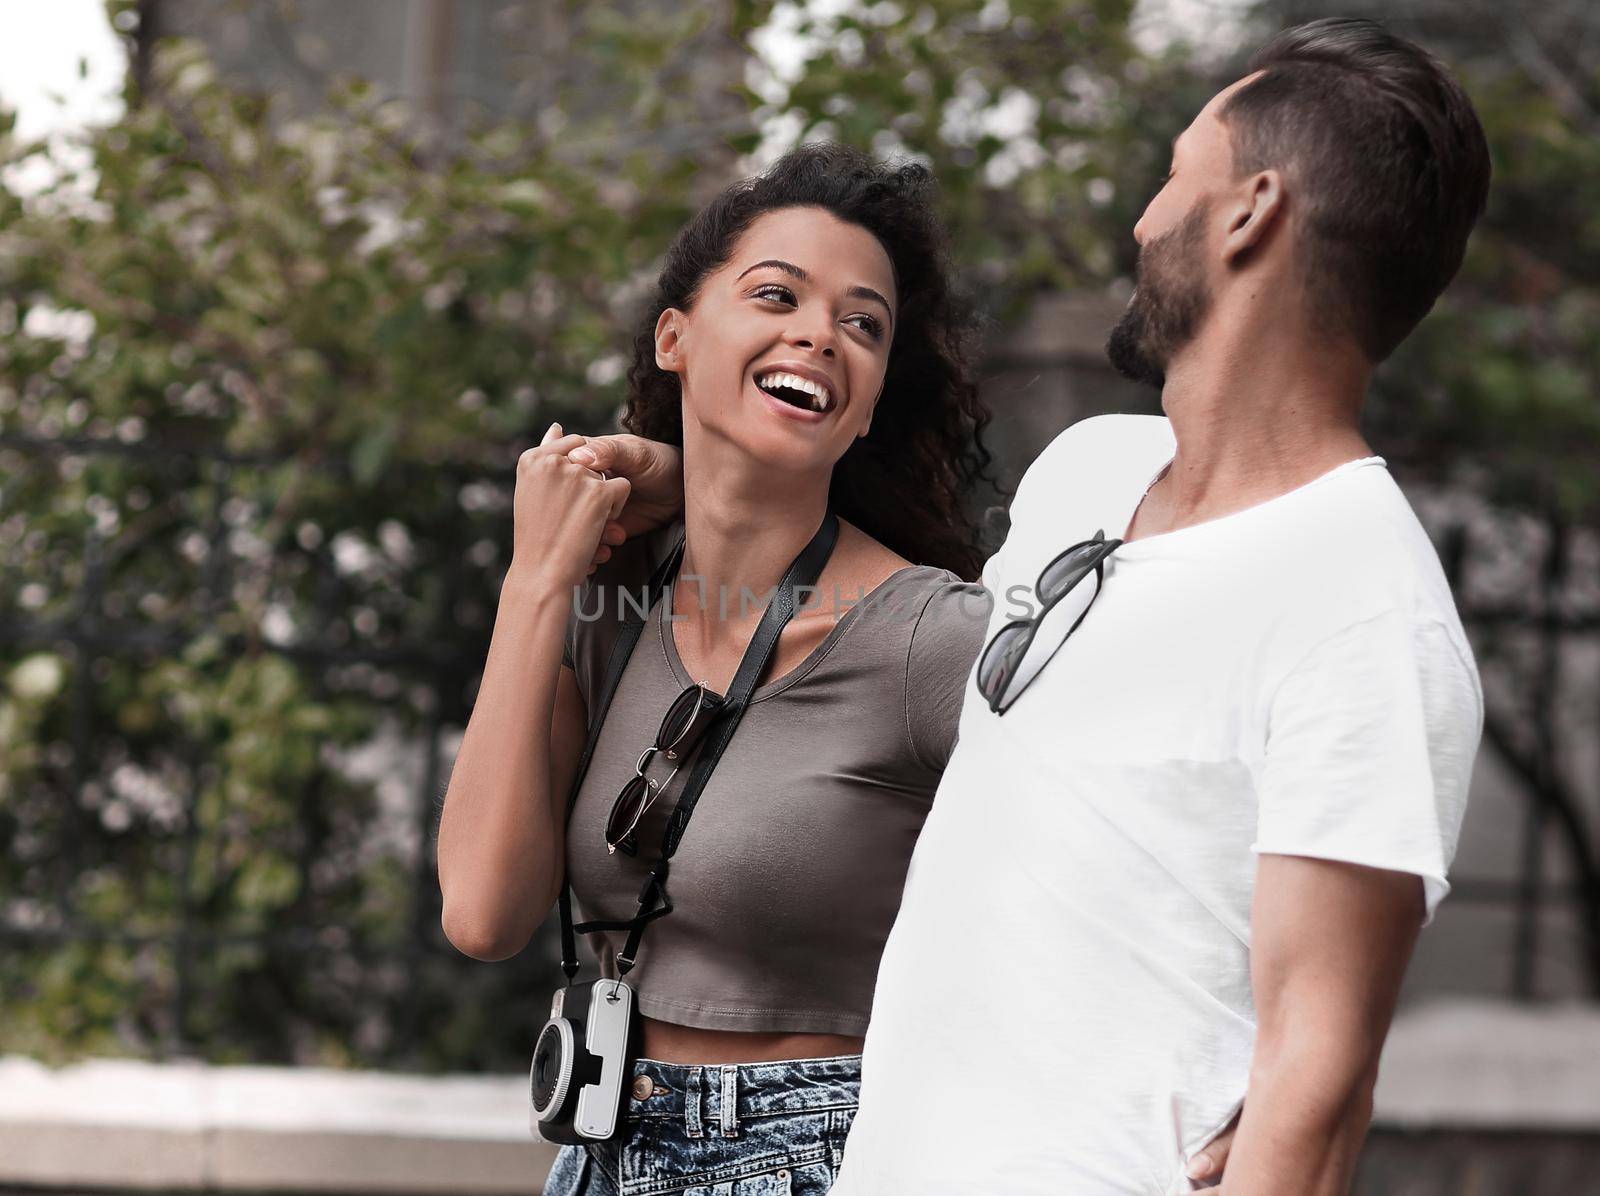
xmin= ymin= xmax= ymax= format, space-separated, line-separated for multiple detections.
xmin=1221 ymin=169 xmax=1284 ymax=267
xmin=654 ymin=309 xmax=686 ymax=374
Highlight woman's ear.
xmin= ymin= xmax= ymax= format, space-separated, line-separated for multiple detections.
xmin=654 ymin=309 xmax=686 ymax=374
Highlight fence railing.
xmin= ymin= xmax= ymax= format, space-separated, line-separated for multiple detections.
xmin=2 ymin=425 xmax=1596 ymax=1071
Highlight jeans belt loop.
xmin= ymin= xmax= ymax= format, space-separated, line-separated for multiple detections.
xmin=684 ymin=1065 xmax=705 ymax=1139
xmin=720 ymin=1064 xmax=739 ymax=1139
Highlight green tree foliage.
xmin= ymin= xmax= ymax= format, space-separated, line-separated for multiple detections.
xmin=1370 ymin=13 xmax=1600 ymax=520
xmin=2 ymin=0 xmax=1592 ymax=1068
xmin=0 ymin=0 xmax=1191 ymax=1069
xmin=741 ymin=0 xmax=1213 ymax=309
xmin=0 ymin=6 xmax=719 ymax=1068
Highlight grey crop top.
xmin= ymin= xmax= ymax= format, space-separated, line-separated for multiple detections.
xmin=560 ymin=519 xmax=992 ymax=1034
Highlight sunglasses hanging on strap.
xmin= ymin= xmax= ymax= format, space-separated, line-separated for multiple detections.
xmin=557 ymin=506 xmax=840 ymax=980
xmin=604 ymin=679 xmax=722 ymax=857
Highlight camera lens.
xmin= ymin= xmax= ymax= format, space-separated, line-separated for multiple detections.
xmin=530 ymin=1019 xmax=573 ymax=1117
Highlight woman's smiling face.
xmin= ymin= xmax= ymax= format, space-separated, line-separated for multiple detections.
xmin=653 ymin=205 xmax=898 ymax=471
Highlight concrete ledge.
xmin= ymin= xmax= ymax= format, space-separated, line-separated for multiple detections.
xmin=2 ymin=997 xmax=1596 ymax=1191
xmin=0 ymin=1057 xmax=557 ymax=1192
xmin=1373 ymin=998 xmax=1600 ymax=1130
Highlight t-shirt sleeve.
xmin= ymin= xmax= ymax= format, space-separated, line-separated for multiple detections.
xmin=905 ymin=577 xmax=993 ymax=772
xmin=1253 ymin=608 xmax=1483 ymax=924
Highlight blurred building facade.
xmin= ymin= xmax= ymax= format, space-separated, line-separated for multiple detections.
xmin=137 ymin=0 xmax=752 ymax=186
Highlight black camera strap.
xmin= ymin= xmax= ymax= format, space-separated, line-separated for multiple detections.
xmin=558 ymin=507 xmax=839 ymax=981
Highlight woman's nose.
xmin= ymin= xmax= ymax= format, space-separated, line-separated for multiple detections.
xmin=786 ymin=322 xmax=836 ymax=358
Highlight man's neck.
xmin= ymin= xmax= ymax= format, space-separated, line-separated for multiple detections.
xmin=1130 ymin=315 xmax=1375 ymax=541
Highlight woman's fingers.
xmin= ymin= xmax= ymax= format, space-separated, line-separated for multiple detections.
xmin=521 ymin=427 xmax=591 ymax=472
xmin=531 ymin=430 xmax=590 ymax=456
xmin=600 ymin=475 xmax=632 ymax=522
xmin=510 ymin=423 xmax=631 ymax=590
xmin=568 ymin=433 xmax=680 ymax=484
xmin=587 ymin=523 xmax=625 ymax=571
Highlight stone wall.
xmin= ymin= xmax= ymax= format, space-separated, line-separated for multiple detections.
xmin=4 ymin=999 xmax=1596 ymax=1195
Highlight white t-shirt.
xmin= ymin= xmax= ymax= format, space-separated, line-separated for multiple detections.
xmin=832 ymin=414 xmax=1483 ymax=1196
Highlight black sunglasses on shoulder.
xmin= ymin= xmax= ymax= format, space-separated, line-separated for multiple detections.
xmin=975 ymin=529 xmax=1121 ymax=715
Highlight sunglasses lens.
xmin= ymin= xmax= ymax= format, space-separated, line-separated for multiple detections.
xmin=660 ymin=688 xmax=701 ymax=749
xmin=606 ymin=775 xmax=654 ymax=847
xmin=977 ymin=623 xmax=1030 ymax=704
xmin=661 ymin=684 xmax=718 ymax=754
xmin=1037 ymin=542 xmax=1103 ymax=604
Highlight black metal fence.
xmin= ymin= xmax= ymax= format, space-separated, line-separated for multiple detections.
xmin=0 ymin=429 xmax=557 ymax=1070
xmin=2 ymin=425 xmax=1596 ymax=1070
xmin=1432 ymin=507 xmax=1600 ymax=998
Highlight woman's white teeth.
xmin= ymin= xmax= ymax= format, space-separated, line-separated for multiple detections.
xmin=758 ymin=371 xmax=832 ymax=412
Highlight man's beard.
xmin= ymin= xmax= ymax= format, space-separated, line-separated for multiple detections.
xmin=1105 ymin=200 xmax=1213 ymax=389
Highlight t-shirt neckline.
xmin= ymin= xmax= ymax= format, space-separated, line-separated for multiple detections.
xmin=656 ymin=558 xmax=927 ymax=703
xmin=1114 ymin=452 xmax=1387 ymax=553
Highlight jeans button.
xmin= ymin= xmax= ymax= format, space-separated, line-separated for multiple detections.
xmin=631 ymin=1075 xmax=654 ymax=1100
xmin=776 ymin=1169 xmax=790 ymax=1180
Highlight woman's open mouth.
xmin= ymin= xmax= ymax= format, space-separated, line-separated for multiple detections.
xmin=754 ymin=369 xmax=835 ymax=415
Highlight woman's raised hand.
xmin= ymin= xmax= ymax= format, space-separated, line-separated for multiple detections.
xmin=509 ymin=422 xmax=633 ymax=591
xmin=566 ymin=434 xmax=685 ymax=541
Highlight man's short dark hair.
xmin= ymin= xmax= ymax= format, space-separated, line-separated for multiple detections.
xmin=1222 ymin=17 xmax=1491 ymax=362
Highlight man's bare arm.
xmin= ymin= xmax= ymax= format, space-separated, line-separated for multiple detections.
xmin=1217 ymin=854 xmax=1422 ymax=1194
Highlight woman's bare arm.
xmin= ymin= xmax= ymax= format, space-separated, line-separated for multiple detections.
xmin=437 ymin=424 xmax=628 ymax=960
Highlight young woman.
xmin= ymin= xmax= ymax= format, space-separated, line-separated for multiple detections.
xmin=436 ymin=143 xmax=998 ymax=1194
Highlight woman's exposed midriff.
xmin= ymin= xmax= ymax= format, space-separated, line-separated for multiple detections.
xmin=639 ymin=1015 xmax=864 ymax=1064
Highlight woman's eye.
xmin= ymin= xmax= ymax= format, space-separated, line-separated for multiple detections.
xmin=751 ymin=284 xmax=796 ymax=305
xmin=846 ymin=314 xmax=885 ymax=340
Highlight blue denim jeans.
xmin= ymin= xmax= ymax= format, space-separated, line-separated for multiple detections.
xmin=541 ymin=1054 xmax=861 ymax=1195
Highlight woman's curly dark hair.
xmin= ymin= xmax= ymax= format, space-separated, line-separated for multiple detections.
xmin=623 ymin=142 xmax=999 ymax=581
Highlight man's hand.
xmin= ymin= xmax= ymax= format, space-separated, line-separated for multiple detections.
xmin=565 ymin=434 xmax=684 ymax=551
xmin=1209 ymin=855 xmax=1422 ymax=1194
xmin=1184 ymin=1110 xmax=1241 ymax=1185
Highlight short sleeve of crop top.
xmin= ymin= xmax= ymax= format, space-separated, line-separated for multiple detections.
xmin=904 ymin=578 xmax=993 ymax=771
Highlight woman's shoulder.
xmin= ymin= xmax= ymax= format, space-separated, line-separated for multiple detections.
xmin=884 ymin=566 xmax=991 ymax=648
xmin=864 ymin=562 xmax=979 ymax=609
xmin=840 ymin=529 xmax=991 ymax=656
xmin=877 ymin=568 xmax=990 ymax=774
xmin=833 ymin=520 xmax=988 ymax=615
